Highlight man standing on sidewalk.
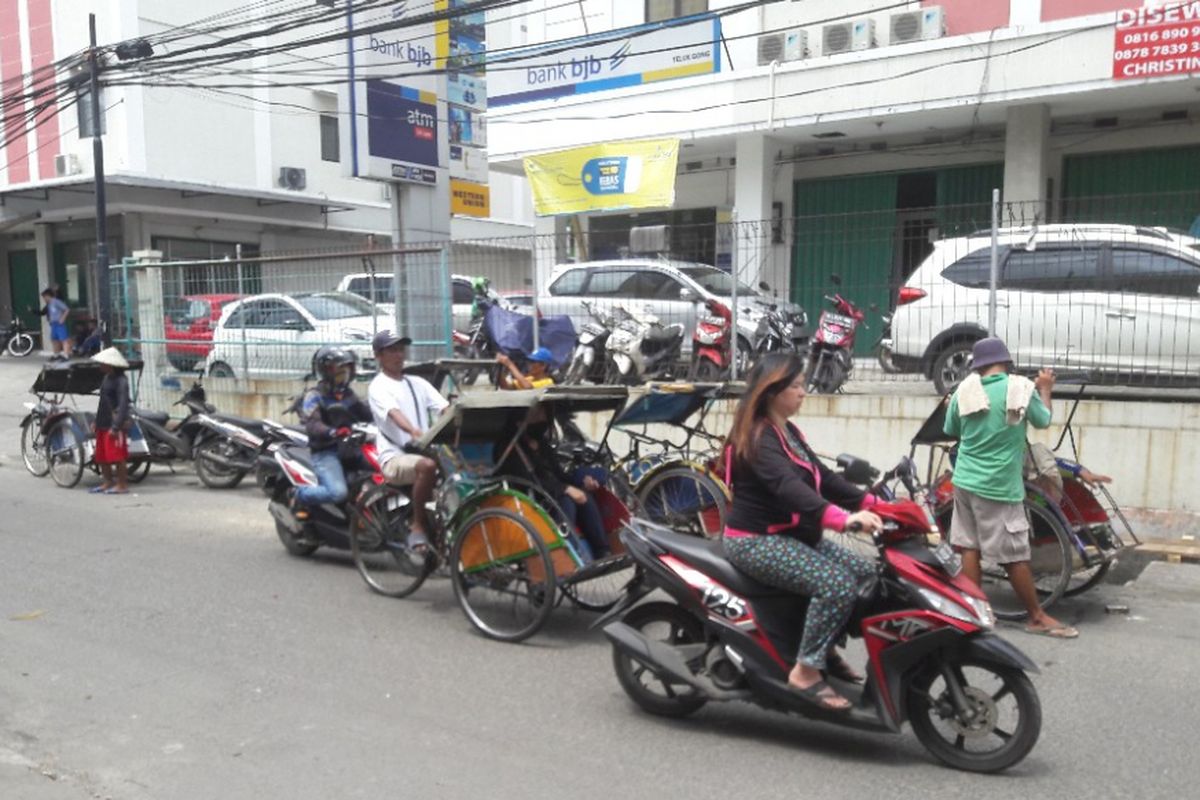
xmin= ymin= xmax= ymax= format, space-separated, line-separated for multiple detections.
xmin=943 ymin=337 xmax=1079 ymax=639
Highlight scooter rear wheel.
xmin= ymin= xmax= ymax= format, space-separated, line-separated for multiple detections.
xmin=612 ymin=602 xmax=708 ymax=718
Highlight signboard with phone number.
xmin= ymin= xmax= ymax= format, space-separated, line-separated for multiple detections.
xmin=1112 ymin=2 xmax=1200 ymax=80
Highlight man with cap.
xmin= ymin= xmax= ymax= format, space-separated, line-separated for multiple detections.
xmin=943 ymin=337 xmax=1078 ymax=638
xmin=90 ymin=347 xmax=132 ymax=494
xmin=367 ymin=331 xmax=447 ymax=552
xmin=496 ymin=348 xmax=555 ymax=390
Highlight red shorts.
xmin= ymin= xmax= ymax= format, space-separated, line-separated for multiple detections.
xmin=94 ymin=428 xmax=129 ymax=464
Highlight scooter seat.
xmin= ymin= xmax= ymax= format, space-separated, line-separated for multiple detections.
xmin=134 ymin=407 xmax=170 ymax=426
xmin=211 ymin=412 xmax=266 ymax=437
xmin=645 ymin=326 xmax=682 ymax=342
xmin=637 ymin=524 xmax=791 ymax=598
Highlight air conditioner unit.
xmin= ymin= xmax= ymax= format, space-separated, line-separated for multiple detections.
xmin=278 ymin=166 xmax=307 ymax=190
xmin=54 ymin=153 xmax=81 ymax=177
xmin=891 ymin=6 xmax=945 ymax=44
xmin=823 ymin=19 xmax=875 ymax=55
xmin=756 ymin=29 xmax=807 ymax=65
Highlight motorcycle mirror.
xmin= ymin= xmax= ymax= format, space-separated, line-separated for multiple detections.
xmin=835 ymin=453 xmax=878 ymax=485
xmin=830 ymin=273 xmax=843 ymax=287
xmin=758 ymin=281 xmax=770 ymax=292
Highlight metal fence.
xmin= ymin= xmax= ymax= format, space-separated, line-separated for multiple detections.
xmin=110 ymin=187 xmax=1200 ymax=413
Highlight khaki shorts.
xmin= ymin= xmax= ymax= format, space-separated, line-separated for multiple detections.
xmin=949 ymin=486 xmax=1032 ymax=565
xmin=381 ymin=453 xmax=425 ymax=486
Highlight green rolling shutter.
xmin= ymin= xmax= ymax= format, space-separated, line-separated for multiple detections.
xmin=1063 ymin=146 xmax=1200 ymax=230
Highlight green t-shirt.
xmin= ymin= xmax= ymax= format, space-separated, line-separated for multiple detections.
xmin=943 ymin=374 xmax=1052 ymax=503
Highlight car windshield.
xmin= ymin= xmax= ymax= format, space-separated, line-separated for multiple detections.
xmin=679 ymin=266 xmax=759 ymax=297
xmin=294 ymin=293 xmax=375 ymax=320
xmin=168 ymin=299 xmax=209 ymax=324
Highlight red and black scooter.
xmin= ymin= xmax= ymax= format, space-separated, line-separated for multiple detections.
xmin=805 ymin=274 xmax=866 ymax=394
xmin=688 ymin=298 xmax=733 ymax=381
xmin=601 ymin=499 xmax=1042 ymax=773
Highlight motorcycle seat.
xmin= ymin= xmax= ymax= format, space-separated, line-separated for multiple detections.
xmin=134 ymin=407 xmax=170 ymax=426
xmin=638 ymin=524 xmax=791 ymax=598
xmin=211 ymin=412 xmax=266 ymax=436
xmin=645 ymin=325 xmax=683 ymax=342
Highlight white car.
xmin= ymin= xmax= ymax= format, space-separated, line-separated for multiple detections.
xmin=202 ymin=292 xmax=383 ymax=379
xmin=891 ymin=224 xmax=1200 ymax=393
xmin=336 ymin=272 xmax=478 ymax=332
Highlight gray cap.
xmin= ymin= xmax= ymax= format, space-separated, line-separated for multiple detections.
xmin=372 ymin=330 xmax=412 ymax=352
xmin=972 ymin=337 xmax=1013 ymax=371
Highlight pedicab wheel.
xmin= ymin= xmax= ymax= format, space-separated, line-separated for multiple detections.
xmin=560 ymin=554 xmax=635 ymax=613
xmin=7 ymin=332 xmax=35 ymax=357
xmin=450 ymin=507 xmax=556 ymax=643
xmin=612 ymin=602 xmax=708 ymax=718
xmin=194 ymin=437 xmax=246 ymax=489
xmin=982 ymin=498 xmax=1071 ymax=621
xmin=48 ymin=418 xmax=85 ymax=489
xmin=20 ymin=418 xmax=50 ymax=477
xmin=127 ymin=459 xmax=151 ymax=483
xmin=636 ymin=466 xmax=727 ymax=539
xmin=1063 ymin=559 xmax=1112 ymax=597
xmin=906 ymin=658 xmax=1041 ymax=773
xmin=274 ymin=519 xmax=318 ymax=557
xmin=350 ymin=496 xmax=433 ymax=599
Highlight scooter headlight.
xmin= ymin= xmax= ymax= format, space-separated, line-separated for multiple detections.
xmin=916 ymin=587 xmax=993 ymax=630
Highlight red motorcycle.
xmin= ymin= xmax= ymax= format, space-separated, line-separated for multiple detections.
xmin=602 ymin=499 xmax=1042 ymax=773
xmin=806 ymin=274 xmax=866 ymax=394
xmin=688 ymin=298 xmax=733 ymax=381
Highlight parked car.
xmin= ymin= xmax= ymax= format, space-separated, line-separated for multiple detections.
xmin=336 ymin=272 xmax=478 ymax=332
xmin=891 ymin=224 xmax=1200 ymax=393
xmin=201 ymin=292 xmax=381 ymax=379
xmin=501 ymin=290 xmax=535 ymax=314
xmin=537 ymin=259 xmax=808 ymax=359
xmin=165 ymin=294 xmax=240 ymax=371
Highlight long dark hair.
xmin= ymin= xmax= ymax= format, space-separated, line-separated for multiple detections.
xmin=725 ymin=352 xmax=806 ymax=469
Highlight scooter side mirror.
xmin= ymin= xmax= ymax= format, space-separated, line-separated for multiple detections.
xmin=836 ymin=453 xmax=878 ymax=485
xmin=830 ymin=273 xmax=843 ymax=287
xmin=758 ymin=281 xmax=771 ymax=292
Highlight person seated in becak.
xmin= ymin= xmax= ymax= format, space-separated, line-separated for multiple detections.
xmin=496 ymin=348 xmax=555 ymax=389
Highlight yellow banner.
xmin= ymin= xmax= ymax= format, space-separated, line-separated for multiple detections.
xmin=523 ymin=138 xmax=679 ymax=217
xmin=451 ymin=179 xmax=490 ymax=217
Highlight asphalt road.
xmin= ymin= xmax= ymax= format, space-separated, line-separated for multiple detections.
xmin=1 ymin=356 xmax=1198 ymax=800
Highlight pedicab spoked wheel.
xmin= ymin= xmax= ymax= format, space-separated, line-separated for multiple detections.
xmin=127 ymin=459 xmax=151 ymax=483
xmin=559 ymin=554 xmax=635 ymax=613
xmin=350 ymin=494 xmax=434 ymax=599
xmin=21 ymin=418 xmax=50 ymax=477
xmin=1063 ymin=559 xmax=1112 ymax=597
xmin=450 ymin=507 xmax=555 ymax=642
xmin=48 ymin=417 xmax=86 ymax=488
xmin=980 ymin=497 xmax=1072 ymax=621
xmin=906 ymin=658 xmax=1041 ymax=773
xmin=612 ymin=602 xmax=708 ymax=718
xmin=635 ymin=465 xmax=727 ymax=539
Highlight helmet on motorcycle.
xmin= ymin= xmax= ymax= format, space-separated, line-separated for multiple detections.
xmin=312 ymin=345 xmax=357 ymax=390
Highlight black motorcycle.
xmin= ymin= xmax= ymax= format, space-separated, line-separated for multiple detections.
xmin=3 ymin=318 xmax=36 ymax=357
xmin=564 ymin=300 xmax=615 ymax=385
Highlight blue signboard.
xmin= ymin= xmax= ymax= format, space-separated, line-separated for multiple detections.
xmin=365 ymin=81 xmax=439 ymax=170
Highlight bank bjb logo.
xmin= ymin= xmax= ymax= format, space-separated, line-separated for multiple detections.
xmin=391 ymin=1 xmax=408 ymax=20
xmin=581 ymin=156 xmax=643 ymax=196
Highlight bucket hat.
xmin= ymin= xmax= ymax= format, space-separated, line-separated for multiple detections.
xmin=971 ymin=337 xmax=1013 ymax=371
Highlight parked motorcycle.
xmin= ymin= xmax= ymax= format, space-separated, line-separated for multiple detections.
xmin=874 ymin=310 xmax=902 ymax=374
xmin=604 ymin=304 xmax=685 ymax=385
xmin=805 ymin=275 xmax=866 ymax=394
xmin=565 ymin=300 xmax=616 ymax=385
xmin=192 ymin=411 xmax=305 ymax=490
xmin=3 ymin=318 xmax=36 ymax=357
xmin=602 ymin=502 xmax=1041 ymax=773
xmin=688 ymin=298 xmax=733 ymax=381
xmin=122 ymin=381 xmax=219 ymax=474
xmin=455 ymin=277 xmax=507 ymax=385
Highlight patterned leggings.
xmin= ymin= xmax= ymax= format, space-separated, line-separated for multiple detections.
xmin=724 ymin=535 xmax=876 ymax=669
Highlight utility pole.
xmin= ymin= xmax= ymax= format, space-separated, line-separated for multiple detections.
xmin=88 ymin=14 xmax=111 ymax=345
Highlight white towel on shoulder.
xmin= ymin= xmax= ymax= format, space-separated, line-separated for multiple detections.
xmin=953 ymin=373 xmax=1037 ymax=425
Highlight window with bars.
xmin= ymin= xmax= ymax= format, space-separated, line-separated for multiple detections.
xmin=646 ymin=0 xmax=708 ymax=23
xmin=319 ymin=114 xmax=340 ymax=163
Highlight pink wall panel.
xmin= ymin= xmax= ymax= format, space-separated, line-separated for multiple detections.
xmin=924 ymin=0 xmax=1012 ymax=35
xmin=1042 ymin=0 xmax=1133 ymax=23
xmin=26 ymin=0 xmax=60 ymax=180
xmin=0 ymin=0 xmax=31 ymax=183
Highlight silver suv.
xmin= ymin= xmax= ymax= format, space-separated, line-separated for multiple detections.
xmin=538 ymin=259 xmax=807 ymax=356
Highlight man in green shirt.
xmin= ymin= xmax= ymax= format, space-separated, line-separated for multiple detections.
xmin=943 ymin=337 xmax=1078 ymax=638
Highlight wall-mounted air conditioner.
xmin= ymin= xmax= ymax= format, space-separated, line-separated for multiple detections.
xmin=823 ymin=19 xmax=875 ymax=55
xmin=757 ymin=29 xmax=807 ymax=65
xmin=278 ymin=166 xmax=307 ymax=190
xmin=54 ymin=153 xmax=81 ymax=177
xmin=891 ymin=6 xmax=945 ymax=44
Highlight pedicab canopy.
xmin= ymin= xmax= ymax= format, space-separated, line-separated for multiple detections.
xmin=612 ymin=381 xmax=744 ymax=428
xmin=32 ymin=358 xmax=145 ymax=396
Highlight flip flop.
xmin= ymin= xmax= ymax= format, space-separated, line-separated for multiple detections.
xmin=88 ymin=486 xmax=109 ymax=494
xmin=1025 ymin=624 xmax=1079 ymax=639
xmin=103 ymin=488 xmax=130 ymax=495
xmin=788 ymin=679 xmax=852 ymax=713
xmin=824 ymin=654 xmax=865 ymax=684
xmin=405 ymin=531 xmax=430 ymax=554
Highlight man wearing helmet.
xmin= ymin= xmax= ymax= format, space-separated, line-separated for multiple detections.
xmin=367 ymin=331 xmax=448 ymax=553
xmin=293 ymin=345 xmax=373 ymax=518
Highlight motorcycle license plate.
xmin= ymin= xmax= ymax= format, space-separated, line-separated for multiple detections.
xmin=823 ymin=313 xmax=855 ymax=328
xmin=933 ymin=541 xmax=963 ymax=576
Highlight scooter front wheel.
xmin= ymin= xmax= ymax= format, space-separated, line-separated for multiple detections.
xmin=907 ymin=657 xmax=1041 ymax=773
xmin=612 ymin=602 xmax=708 ymax=718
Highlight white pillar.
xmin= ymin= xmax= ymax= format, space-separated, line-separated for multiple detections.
xmin=34 ymin=223 xmax=54 ymax=345
xmin=734 ymin=133 xmax=778 ymax=288
xmin=1003 ymin=104 xmax=1051 ymax=221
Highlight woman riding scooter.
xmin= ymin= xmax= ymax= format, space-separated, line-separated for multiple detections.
xmin=723 ymin=353 xmax=883 ymax=712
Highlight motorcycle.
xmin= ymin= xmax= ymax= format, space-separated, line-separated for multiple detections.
xmin=601 ymin=501 xmax=1041 ymax=773
xmin=805 ymin=275 xmax=866 ymax=394
xmin=125 ymin=381 xmax=220 ymax=470
xmin=192 ymin=411 xmax=305 ymax=490
xmin=688 ymin=298 xmax=733 ymax=381
xmin=455 ymin=278 xmax=507 ymax=385
xmin=253 ymin=419 xmax=310 ymax=496
xmin=874 ymin=310 xmax=902 ymax=374
xmin=565 ymin=300 xmax=616 ymax=385
xmin=3 ymin=318 xmax=36 ymax=357
xmin=604 ymin=304 xmax=685 ymax=385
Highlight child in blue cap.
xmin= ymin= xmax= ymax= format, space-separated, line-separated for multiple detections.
xmin=497 ymin=347 xmax=555 ymax=389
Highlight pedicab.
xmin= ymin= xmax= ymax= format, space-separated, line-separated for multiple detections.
xmin=898 ymin=383 xmax=1138 ymax=620
xmin=349 ymin=385 xmax=637 ymax=643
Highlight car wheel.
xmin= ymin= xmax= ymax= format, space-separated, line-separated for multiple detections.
xmin=208 ymin=361 xmax=235 ymax=379
xmin=932 ymin=340 xmax=977 ymax=395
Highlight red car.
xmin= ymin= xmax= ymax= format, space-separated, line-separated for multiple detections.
xmin=166 ymin=294 xmax=240 ymax=370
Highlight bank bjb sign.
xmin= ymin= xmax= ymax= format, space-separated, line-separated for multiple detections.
xmin=1113 ymin=2 xmax=1200 ymax=80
